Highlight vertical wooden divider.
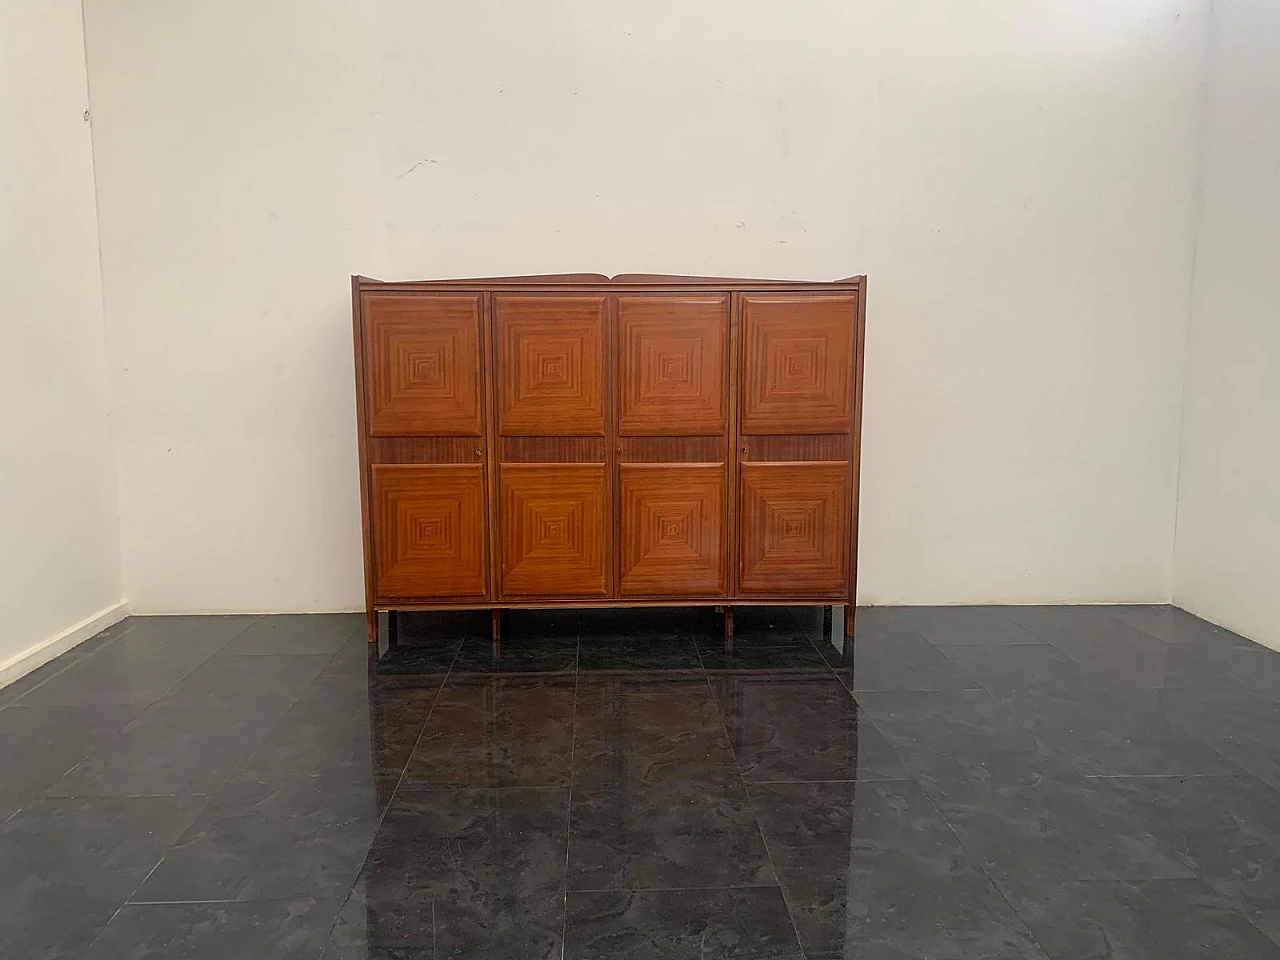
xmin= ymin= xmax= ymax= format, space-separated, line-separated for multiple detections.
xmin=482 ymin=290 xmax=502 ymax=603
xmin=726 ymin=291 xmax=742 ymax=600
xmin=605 ymin=293 xmax=620 ymax=599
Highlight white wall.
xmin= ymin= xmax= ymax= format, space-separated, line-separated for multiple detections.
xmin=0 ymin=0 xmax=125 ymax=678
xmin=83 ymin=0 xmax=1208 ymax=612
xmin=1174 ymin=0 xmax=1280 ymax=650
xmin=83 ymin=0 xmax=379 ymax=613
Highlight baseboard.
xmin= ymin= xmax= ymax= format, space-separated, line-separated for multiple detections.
xmin=0 ymin=600 xmax=130 ymax=691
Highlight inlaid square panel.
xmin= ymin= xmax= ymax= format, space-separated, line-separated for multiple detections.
xmin=740 ymin=295 xmax=854 ymax=435
xmin=496 ymin=296 xmax=606 ymax=436
xmin=372 ymin=464 xmax=488 ymax=600
xmin=620 ymin=463 xmax=725 ymax=597
xmin=363 ymin=294 xmax=482 ymax=436
xmin=618 ymin=296 xmax=727 ymax=436
xmin=739 ymin=461 xmax=849 ymax=596
xmin=500 ymin=463 xmax=607 ymax=598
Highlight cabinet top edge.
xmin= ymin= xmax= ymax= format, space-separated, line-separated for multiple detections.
xmin=353 ymin=273 xmax=865 ymax=290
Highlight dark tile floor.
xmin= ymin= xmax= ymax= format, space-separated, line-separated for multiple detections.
xmin=3 ymin=605 xmax=1280 ymax=958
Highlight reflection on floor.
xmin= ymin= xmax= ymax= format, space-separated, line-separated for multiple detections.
xmin=3 ymin=605 xmax=1280 ymax=958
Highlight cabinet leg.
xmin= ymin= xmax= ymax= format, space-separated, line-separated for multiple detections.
xmin=366 ymin=609 xmax=377 ymax=644
xmin=844 ymin=603 xmax=855 ymax=638
xmin=724 ymin=606 xmax=734 ymax=639
xmin=491 ymin=609 xmax=501 ymax=654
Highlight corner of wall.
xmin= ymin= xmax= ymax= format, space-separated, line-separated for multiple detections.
xmin=77 ymin=0 xmax=129 ymax=609
xmin=1169 ymin=0 xmax=1218 ymax=608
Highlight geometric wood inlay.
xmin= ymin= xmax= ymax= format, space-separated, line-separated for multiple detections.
xmin=740 ymin=295 xmax=854 ymax=435
xmin=620 ymin=463 xmax=725 ymax=597
xmin=739 ymin=461 xmax=850 ymax=596
xmin=372 ymin=463 xmax=488 ymax=599
xmin=499 ymin=463 xmax=608 ymax=598
xmin=496 ymin=296 xmax=606 ymax=436
xmin=363 ymin=294 xmax=482 ymax=436
xmin=618 ymin=296 xmax=726 ymax=436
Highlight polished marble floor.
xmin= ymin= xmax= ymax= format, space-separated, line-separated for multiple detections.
xmin=3 ymin=604 xmax=1280 ymax=958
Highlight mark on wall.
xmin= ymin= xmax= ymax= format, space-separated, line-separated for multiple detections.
xmin=394 ymin=158 xmax=439 ymax=180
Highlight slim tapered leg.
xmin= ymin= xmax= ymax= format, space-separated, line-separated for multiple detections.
xmin=366 ymin=609 xmax=377 ymax=644
xmin=491 ymin=608 xmax=502 ymax=656
xmin=844 ymin=604 xmax=855 ymax=637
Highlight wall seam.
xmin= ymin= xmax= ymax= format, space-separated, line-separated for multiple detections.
xmin=1170 ymin=0 xmax=1218 ymax=608
xmin=77 ymin=0 xmax=130 ymax=613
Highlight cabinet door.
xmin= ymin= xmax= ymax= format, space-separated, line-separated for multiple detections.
xmin=740 ymin=295 xmax=854 ymax=435
xmin=496 ymin=295 xmax=606 ymax=436
xmin=363 ymin=294 xmax=482 ymax=436
xmin=620 ymin=463 xmax=725 ymax=597
xmin=372 ymin=463 xmax=488 ymax=599
xmin=739 ymin=461 xmax=849 ymax=596
xmin=618 ymin=296 xmax=726 ymax=436
xmin=500 ymin=463 xmax=607 ymax=598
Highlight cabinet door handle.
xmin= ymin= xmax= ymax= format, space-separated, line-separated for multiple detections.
xmin=475 ymin=447 xmax=484 ymax=457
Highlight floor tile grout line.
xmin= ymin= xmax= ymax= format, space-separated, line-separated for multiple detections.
xmin=744 ymin=777 xmax=913 ymax=785
xmin=312 ymin=622 xmax=464 ymax=950
xmin=128 ymin=853 xmax=179 ymax=907
xmin=916 ymin=768 xmax=1057 ymax=960
xmin=4 ymin=617 xmax=145 ymax=704
xmin=18 ymin=636 xmax=339 ymax=722
xmin=848 ymin=685 xmax=989 ymax=694
xmin=206 ymin=614 xmax=269 ymax=655
xmin=558 ymin=623 xmax=581 ymax=960
xmin=119 ymin=639 xmax=347 ymax=842
xmin=33 ymin=616 xmax=279 ymax=794
xmin=7 ymin=611 xmax=268 ymax=707
xmin=81 ymin=897 xmax=136 ymax=954
xmin=1082 ymin=773 xmax=1244 ymax=780
xmin=566 ymin=883 xmax=789 ymax=894
xmin=94 ymin=790 xmax=217 ymax=946
xmin=904 ymin=745 xmax=1280 ymax=959
xmin=43 ymin=791 xmax=212 ymax=799
xmin=803 ymin=609 xmax=846 ymax=681
xmin=930 ymin=641 xmax=1051 ymax=649
xmin=695 ymin=639 xmax=810 ymax=960
xmin=127 ymin=614 xmax=268 ymax=702
xmin=972 ymin=855 xmax=1055 ymax=960
xmin=974 ymin=852 xmax=1280 ymax=958
xmin=121 ymin=897 xmax=327 ymax=905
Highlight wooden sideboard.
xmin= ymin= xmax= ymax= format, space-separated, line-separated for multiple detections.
xmin=351 ymin=273 xmax=866 ymax=643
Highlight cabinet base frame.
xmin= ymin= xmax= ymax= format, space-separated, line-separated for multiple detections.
xmin=371 ymin=601 xmax=856 ymax=658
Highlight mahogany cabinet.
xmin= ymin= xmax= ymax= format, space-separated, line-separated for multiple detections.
xmin=352 ymin=273 xmax=866 ymax=643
